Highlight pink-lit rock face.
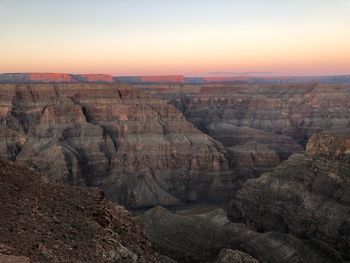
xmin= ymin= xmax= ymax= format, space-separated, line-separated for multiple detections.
xmin=0 ymin=83 xmax=234 ymax=208
xmin=29 ymin=73 xmax=76 ymax=83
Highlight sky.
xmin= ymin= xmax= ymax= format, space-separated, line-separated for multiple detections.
xmin=0 ymin=0 xmax=349 ymax=76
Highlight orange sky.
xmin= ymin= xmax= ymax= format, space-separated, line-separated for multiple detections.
xmin=0 ymin=0 xmax=349 ymax=76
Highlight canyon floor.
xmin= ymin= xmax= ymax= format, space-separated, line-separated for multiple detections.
xmin=0 ymin=77 xmax=349 ymax=262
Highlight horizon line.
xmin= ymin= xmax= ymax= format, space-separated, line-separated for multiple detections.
xmin=0 ymin=72 xmax=349 ymax=78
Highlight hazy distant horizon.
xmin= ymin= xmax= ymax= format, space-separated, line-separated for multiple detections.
xmin=0 ymin=71 xmax=349 ymax=78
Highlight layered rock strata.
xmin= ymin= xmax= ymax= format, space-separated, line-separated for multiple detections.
xmin=138 ymin=83 xmax=350 ymax=180
xmin=232 ymin=132 xmax=350 ymax=260
xmin=136 ymin=206 xmax=339 ymax=263
xmin=0 ymin=83 xmax=234 ymax=208
xmin=168 ymin=83 xmax=350 ymax=151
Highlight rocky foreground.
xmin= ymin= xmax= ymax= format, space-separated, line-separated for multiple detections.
xmin=0 ymin=83 xmax=235 ymax=208
xmin=0 ymin=159 xmax=171 ymax=263
xmin=231 ymin=132 xmax=350 ymax=261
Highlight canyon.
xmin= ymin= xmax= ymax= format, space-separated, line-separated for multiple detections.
xmin=136 ymin=205 xmax=340 ymax=263
xmin=138 ymin=82 xmax=350 ymax=183
xmin=0 ymin=83 xmax=234 ymax=208
xmin=0 ymin=76 xmax=350 ymax=262
xmin=231 ymin=132 xmax=350 ymax=260
xmin=136 ymin=132 xmax=350 ymax=262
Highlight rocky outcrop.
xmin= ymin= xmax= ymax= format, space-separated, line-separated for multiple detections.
xmin=232 ymin=132 xmax=350 ymax=261
xmin=0 ymin=244 xmax=31 ymax=263
xmin=306 ymin=132 xmax=350 ymax=160
xmin=0 ymin=83 xmax=234 ymax=208
xmin=0 ymin=160 xmax=170 ymax=263
xmin=211 ymin=249 xmax=259 ymax=263
xmin=0 ymin=253 xmax=31 ymax=263
xmin=136 ymin=206 xmax=339 ymax=263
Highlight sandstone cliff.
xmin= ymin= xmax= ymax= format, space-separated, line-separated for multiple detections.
xmin=232 ymin=132 xmax=350 ymax=261
xmin=0 ymin=160 xmax=170 ymax=263
xmin=0 ymin=83 xmax=234 ymax=208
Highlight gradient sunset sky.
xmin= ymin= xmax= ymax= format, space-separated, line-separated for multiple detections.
xmin=0 ymin=0 xmax=349 ymax=76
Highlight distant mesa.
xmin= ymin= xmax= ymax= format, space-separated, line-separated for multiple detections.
xmin=0 ymin=73 xmax=350 ymax=84
xmin=29 ymin=73 xmax=76 ymax=83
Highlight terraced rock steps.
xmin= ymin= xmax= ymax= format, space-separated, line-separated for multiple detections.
xmin=136 ymin=206 xmax=338 ymax=263
xmin=231 ymin=132 xmax=350 ymax=261
xmin=0 ymin=83 xmax=234 ymax=208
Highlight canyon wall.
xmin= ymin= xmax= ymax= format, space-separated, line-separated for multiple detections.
xmin=140 ymin=83 xmax=350 ymax=173
xmin=0 ymin=83 xmax=235 ymax=208
xmin=136 ymin=206 xmax=340 ymax=263
xmin=2 ymin=82 xmax=350 ymax=207
xmin=231 ymin=132 xmax=350 ymax=260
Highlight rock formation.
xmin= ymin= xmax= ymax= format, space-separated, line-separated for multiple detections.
xmin=140 ymin=83 xmax=350 ymax=175
xmin=211 ymin=249 xmax=259 ymax=263
xmin=0 ymin=83 xmax=235 ymax=208
xmin=136 ymin=206 xmax=339 ymax=263
xmin=232 ymin=132 xmax=350 ymax=261
xmin=0 ymin=253 xmax=31 ymax=263
xmin=227 ymin=142 xmax=280 ymax=170
xmin=0 ymin=159 xmax=171 ymax=263
xmin=0 ymin=244 xmax=31 ymax=263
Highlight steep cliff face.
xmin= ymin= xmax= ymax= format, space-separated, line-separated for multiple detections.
xmin=227 ymin=142 xmax=280 ymax=169
xmin=0 ymin=83 xmax=234 ymax=208
xmin=136 ymin=206 xmax=339 ymax=263
xmin=0 ymin=160 xmax=169 ymax=263
xmin=232 ymin=132 xmax=350 ymax=261
xmin=150 ymin=83 xmax=348 ymax=140
xmin=140 ymin=83 xmax=350 ymax=175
